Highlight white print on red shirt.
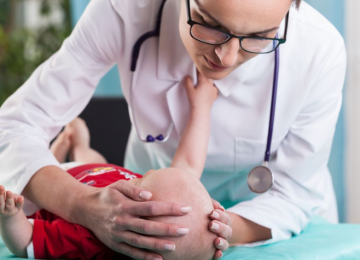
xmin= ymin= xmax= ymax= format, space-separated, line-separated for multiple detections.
xmin=76 ymin=167 xmax=139 ymax=183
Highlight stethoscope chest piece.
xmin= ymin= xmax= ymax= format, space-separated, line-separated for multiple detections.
xmin=248 ymin=165 xmax=274 ymax=194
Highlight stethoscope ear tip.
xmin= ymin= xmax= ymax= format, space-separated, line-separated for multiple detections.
xmin=146 ymin=134 xmax=165 ymax=142
xmin=156 ymin=134 xmax=164 ymax=141
xmin=146 ymin=135 xmax=155 ymax=142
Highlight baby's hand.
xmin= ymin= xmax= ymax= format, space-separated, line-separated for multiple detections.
xmin=0 ymin=185 xmax=24 ymax=218
xmin=183 ymin=70 xmax=219 ymax=111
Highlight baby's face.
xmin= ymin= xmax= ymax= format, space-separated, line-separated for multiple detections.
xmin=129 ymin=168 xmax=217 ymax=260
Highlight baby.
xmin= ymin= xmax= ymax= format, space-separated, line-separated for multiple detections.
xmin=0 ymin=75 xmax=221 ymax=260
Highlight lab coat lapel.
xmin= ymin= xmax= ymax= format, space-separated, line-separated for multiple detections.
xmin=213 ymin=63 xmax=253 ymax=97
xmin=159 ymin=0 xmax=195 ymax=137
xmin=157 ymin=0 xmax=192 ymax=82
xmin=166 ymin=68 xmax=196 ymax=138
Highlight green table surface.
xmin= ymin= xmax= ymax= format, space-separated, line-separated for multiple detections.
xmin=1 ymin=217 xmax=360 ymax=260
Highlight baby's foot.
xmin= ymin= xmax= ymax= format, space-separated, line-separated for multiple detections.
xmin=50 ymin=131 xmax=71 ymax=163
xmin=66 ymin=118 xmax=90 ymax=149
xmin=0 ymin=186 xmax=24 ymax=218
xmin=65 ymin=118 xmax=91 ymax=161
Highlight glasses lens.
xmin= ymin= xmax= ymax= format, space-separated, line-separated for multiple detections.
xmin=191 ymin=24 xmax=230 ymax=44
xmin=241 ymin=38 xmax=280 ymax=54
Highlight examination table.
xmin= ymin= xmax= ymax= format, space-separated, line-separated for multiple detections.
xmin=1 ymin=97 xmax=359 ymax=260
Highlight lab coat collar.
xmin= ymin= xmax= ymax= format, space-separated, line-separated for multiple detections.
xmin=157 ymin=0 xmax=195 ymax=83
xmin=157 ymin=0 xmax=251 ymax=97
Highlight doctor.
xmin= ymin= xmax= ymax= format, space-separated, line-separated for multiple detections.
xmin=0 ymin=0 xmax=346 ymax=259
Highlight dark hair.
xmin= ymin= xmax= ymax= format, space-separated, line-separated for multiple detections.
xmin=294 ymin=0 xmax=301 ymax=8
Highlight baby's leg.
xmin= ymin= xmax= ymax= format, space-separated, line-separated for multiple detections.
xmin=50 ymin=131 xmax=71 ymax=163
xmin=0 ymin=185 xmax=33 ymax=258
xmin=67 ymin=118 xmax=108 ymax=164
xmin=50 ymin=118 xmax=107 ymax=164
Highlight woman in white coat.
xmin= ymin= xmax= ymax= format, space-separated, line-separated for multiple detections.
xmin=0 ymin=0 xmax=346 ymax=259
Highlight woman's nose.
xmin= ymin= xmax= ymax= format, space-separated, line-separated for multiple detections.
xmin=214 ymin=38 xmax=240 ymax=67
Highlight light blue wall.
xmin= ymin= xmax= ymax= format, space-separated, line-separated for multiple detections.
xmin=306 ymin=0 xmax=346 ymax=222
xmin=70 ymin=0 xmax=347 ymax=221
xmin=70 ymin=0 xmax=122 ymax=97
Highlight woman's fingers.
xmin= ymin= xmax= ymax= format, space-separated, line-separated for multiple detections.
xmin=210 ymin=209 xmax=231 ymax=226
xmin=215 ymin=237 xmax=229 ymax=251
xmin=125 ymin=200 xmax=192 ymax=217
xmin=121 ymin=231 xmax=176 ymax=252
xmin=128 ymin=218 xmax=189 ymax=237
xmin=208 ymin=202 xmax=231 ymax=259
xmin=209 ymin=210 xmax=231 ymax=259
xmin=211 ymin=199 xmax=225 ymax=212
xmin=209 ymin=220 xmax=233 ymax=240
xmin=213 ymin=249 xmax=223 ymax=259
xmin=115 ymin=242 xmax=163 ymax=260
xmin=112 ymin=180 xmax=153 ymax=201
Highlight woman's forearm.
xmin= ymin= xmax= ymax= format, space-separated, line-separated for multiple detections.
xmin=227 ymin=212 xmax=272 ymax=246
xmin=22 ymin=165 xmax=96 ymax=224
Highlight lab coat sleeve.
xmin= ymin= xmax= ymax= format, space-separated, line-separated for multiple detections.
xmin=0 ymin=0 xmax=123 ymax=215
xmin=226 ymin=40 xmax=347 ymax=245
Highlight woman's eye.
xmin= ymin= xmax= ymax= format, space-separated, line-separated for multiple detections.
xmin=251 ymin=34 xmax=269 ymax=38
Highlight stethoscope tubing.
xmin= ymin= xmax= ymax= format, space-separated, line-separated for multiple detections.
xmin=129 ymin=71 xmax=174 ymax=144
xmin=131 ymin=0 xmax=167 ymax=72
xmin=264 ymin=42 xmax=280 ymax=163
xmin=129 ymin=0 xmax=172 ymax=143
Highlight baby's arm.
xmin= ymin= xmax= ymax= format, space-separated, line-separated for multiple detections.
xmin=0 ymin=185 xmax=33 ymax=258
xmin=171 ymin=71 xmax=218 ymax=179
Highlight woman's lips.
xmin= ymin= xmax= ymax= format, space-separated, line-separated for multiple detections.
xmin=204 ymin=56 xmax=230 ymax=71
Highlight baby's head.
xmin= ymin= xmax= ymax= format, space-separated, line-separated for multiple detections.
xmin=130 ymin=168 xmax=217 ymax=260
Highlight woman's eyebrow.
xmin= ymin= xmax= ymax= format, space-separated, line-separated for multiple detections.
xmin=194 ymin=0 xmax=279 ymax=35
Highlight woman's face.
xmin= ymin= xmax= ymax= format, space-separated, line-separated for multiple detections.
xmin=179 ymin=0 xmax=292 ymax=80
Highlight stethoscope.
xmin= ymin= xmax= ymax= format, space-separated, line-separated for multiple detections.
xmin=129 ymin=0 xmax=279 ymax=194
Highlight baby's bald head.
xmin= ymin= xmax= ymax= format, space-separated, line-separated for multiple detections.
xmin=134 ymin=168 xmax=217 ymax=260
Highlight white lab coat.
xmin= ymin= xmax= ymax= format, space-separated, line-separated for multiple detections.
xmin=0 ymin=0 xmax=346 ymax=246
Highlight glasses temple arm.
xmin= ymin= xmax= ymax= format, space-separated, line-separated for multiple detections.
xmin=283 ymin=11 xmax=290 ymax=40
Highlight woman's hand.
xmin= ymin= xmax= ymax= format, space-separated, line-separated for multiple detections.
xmin=209 ymin=199 xmax=232 ymax=259
xmin=75 ymin=179 xmax=192 ymax=260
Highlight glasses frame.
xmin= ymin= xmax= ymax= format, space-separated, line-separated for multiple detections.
xmin=185 ymin=0 xmax=289 ymax=54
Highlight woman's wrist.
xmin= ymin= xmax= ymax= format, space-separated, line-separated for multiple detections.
xmin=68 ymin=184 xmax=100 ymax=226
xmin=227 ymin=212 xmax=272 ymax=246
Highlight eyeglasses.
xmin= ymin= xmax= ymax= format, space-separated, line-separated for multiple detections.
xmin=185 ymin=0 xmax=289 ymax=54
